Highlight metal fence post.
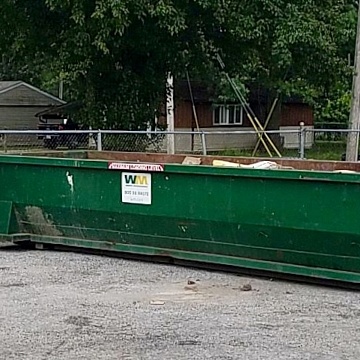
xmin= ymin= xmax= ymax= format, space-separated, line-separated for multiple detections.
xmin=97 ymin=130 xmax=102 ymax=151
xmin=299 ymin=122 xmax=305 ymax=159
xmin=201 ymin=132 xmax=207 ymax=155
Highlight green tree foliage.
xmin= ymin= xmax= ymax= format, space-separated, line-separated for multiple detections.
xmin=314 ymin=86 xmax=352 ymax=127
xmin=0 ymin=0 xmax=357 ymax=128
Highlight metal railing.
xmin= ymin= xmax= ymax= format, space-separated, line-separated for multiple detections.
xmin=0 ymin=127 xmax=357 ymax=161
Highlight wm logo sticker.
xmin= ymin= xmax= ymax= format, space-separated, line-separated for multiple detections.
xmin=124 ymin=174 xmax=148 ymax=185
xmin=122 ymin=172 xmax=152 ymax=205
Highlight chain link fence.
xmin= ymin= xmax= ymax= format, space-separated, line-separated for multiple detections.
xmin=306 ymin=129 xmax=348 ymax=161
xmin=0 ymin=130 xmax=97 ymax=153
xmin=0 ymin=128 xmax=359 ymax=161
xmin=101 ymin=131 xmax=167 ymax=153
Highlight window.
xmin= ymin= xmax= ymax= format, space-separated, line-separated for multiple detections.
xmin=213 ymin=105 xmax=243 ymax=125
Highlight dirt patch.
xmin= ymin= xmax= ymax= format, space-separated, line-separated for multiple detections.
xmin=24 ymin=206 xmax=63 ymax=237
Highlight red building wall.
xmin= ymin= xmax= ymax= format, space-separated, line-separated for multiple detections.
xmin=171 ymin=101 xmax=314 ymax=128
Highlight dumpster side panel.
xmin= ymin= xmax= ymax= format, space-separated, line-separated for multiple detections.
xmin=0 ymin=159 xmax=360 ymax=282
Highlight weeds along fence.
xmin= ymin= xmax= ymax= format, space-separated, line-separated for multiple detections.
xmin=0 ymin=128 xmax=358 ymax=161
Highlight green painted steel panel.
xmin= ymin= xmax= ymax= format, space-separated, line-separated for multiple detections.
xmin=0 ymin=154 xmax=360 ymax=285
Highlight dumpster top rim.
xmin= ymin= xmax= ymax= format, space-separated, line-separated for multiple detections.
xmin=1 ymin=153 xmax=360 ymax=184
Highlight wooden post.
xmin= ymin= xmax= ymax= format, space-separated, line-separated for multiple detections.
xmin=166 ymin=73 xmax=175 ymax=154
xmin=346 ymin=1 xmax=360 ymax=161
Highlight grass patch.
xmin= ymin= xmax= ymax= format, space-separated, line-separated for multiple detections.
xmin=212 ymin=141 xmax=346 ymax=161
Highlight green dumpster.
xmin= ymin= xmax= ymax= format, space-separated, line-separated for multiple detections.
xmin=1 ymin=151 xmax=360 ymax=287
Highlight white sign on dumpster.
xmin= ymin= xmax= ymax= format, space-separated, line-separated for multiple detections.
xmin=121 ymin=172 xmax=152 ymax=205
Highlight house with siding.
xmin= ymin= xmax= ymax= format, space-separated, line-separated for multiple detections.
xmin=0 ymin=81 xmax=66 ymax=130
xmin=158 ymin=80 xmax=314 ymax=153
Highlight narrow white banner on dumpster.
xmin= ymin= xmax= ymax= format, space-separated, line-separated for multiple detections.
xmin=109 ymin=162 xmax=164 ymax=172
xmin=121 ymin=172 xmax=152 ymax=205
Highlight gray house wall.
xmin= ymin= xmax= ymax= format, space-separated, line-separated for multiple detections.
xmin=0 ymin=106 xmax=52 ymax=130
xmin=0 ymin=83 xmax=65 ymax=130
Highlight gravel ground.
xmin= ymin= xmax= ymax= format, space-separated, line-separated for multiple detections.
xmin=0 ymin=249 xmax=360 ymax=360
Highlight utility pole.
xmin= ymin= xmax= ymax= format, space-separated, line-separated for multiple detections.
xmin=346 ymin=0 xmax=360 ymax=161
xmin=166 ymin=72 xmax=175 ymax=154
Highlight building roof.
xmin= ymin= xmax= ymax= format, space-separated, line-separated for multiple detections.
xmin=0 ymin=81 xmax=22 ymax=92
xmin=35 ymin=101 xmax=82 ymax=118
xmin=0 ymin=80 xmax=66 ymax=104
